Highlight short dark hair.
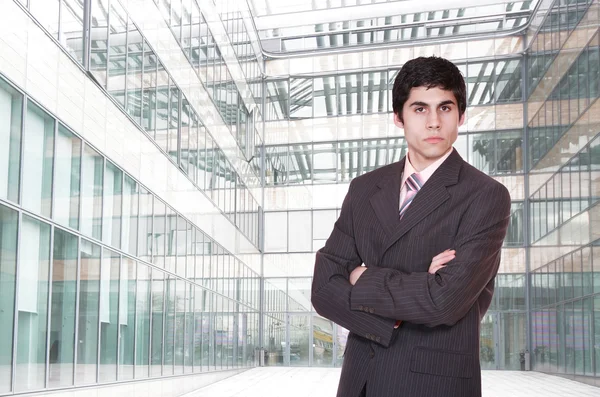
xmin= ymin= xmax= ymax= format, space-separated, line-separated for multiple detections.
xmin=392 ymin=56 xmax=467 ymax=122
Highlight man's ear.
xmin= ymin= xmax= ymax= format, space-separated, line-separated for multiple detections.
xmin=393 ymin=112 xmax=404 ymax=129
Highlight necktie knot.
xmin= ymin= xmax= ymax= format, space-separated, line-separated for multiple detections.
xmin=406 ymin=173 xmax=423 ymax=192
xmin=399 ymin=173 xmax=423 ymax=219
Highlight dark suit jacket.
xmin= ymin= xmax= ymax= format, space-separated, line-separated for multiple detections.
xmin=311 ymin=150 xmax=511 ymax=397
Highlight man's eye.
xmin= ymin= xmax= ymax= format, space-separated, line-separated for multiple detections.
xmin=440 ymin=106 xmax=450 ymax=111
xmin=415 ymin=107 xmax=425 ymax=112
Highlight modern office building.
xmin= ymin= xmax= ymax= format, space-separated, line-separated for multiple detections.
xmin=0 ymin=0 xmax=598 ymax=395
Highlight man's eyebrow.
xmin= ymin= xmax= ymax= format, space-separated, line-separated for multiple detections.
xmin=408 ymin=101 xmax=429 ymax=107
xmin=409 ymin=100 xmax=456 ymax=107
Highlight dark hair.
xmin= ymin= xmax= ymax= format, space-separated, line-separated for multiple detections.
xmin=392 ymin=56 xmax=466 ymax=122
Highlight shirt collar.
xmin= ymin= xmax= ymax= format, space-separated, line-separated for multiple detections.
xmin=402 ymin=147 xmax=454 ymax=188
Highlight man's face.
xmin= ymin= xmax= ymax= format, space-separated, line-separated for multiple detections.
xmin=394 ymin=86 xmax=464 ymax=171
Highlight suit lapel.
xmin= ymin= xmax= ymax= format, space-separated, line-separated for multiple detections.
xmin=369 ymin=159 xmax=405 ymax=236
xmin=371 ymin=150 xmax=464 ymax=255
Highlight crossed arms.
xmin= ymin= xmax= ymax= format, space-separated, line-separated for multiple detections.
xmin=311 ymin=179 xmax=511 ymax=348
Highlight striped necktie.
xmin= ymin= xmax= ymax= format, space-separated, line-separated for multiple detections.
xmin=399 ymin=173 xmax=423 ymax=219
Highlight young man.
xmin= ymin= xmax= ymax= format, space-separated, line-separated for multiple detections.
xmin=311 ymin=56 xmax=511 ymax=397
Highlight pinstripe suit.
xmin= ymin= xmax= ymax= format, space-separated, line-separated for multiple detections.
xmin=311 ymin=149 xmax=511 ymax=397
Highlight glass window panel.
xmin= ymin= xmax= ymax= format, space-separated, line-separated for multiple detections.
xmin=188 ymin=113 xmax=198 ymax=184
xmin=90 ymin=0 xmax=109 ymax=87
xmin=0 ymin=205 xmax=17 ymax=393
xmin=289 ymin=315 xmax=310 ymax=366
xmin=202 ymin=237 xmax=211 ymax=289
xmin=0 ymin=79 xmax=23 ymax=204
xmin=164 ymin=276 xmax=176 ymax=375
xmin=54 ymin=124 xmax=81 ymax=230
xmin=469 ymin=133 xmax=494 ymax=174
xmin=165 ymin=207 xmax=177 ymax=274
xmin=288 ymin=278 xmax=311 ymax=312
xmin=168 ymin=82 xmax=180 ymax=163
xmin=313 ymin=315 xmax=333 ymax=367
xmin=190 ymin=3 xmax=200 ymax=68
xmin=496 ymin=59 xmax=522 ymax=103
xmin=185 ymin=225 xmax=195 ymax=280
xmin=288 ymin=211 xmax=312 ymax=252
xmin=265 ymin=146 xmax=288 ymax=186
xmin=313 ymin=210 xmax=337 ymax=251
xmin=103 ymin=162 xmax=122 ymax=248
xmin=193 ymin=229 xmax=203 ymax=283
xmin=138 ymin=188 xmax=152 ymax=263
xmin=362 ymin=139 xmax=388 ymax=174
xmin=265 ymin=80 xmax=289 ymax=121
xmin=90 ymin=242 xmax=120 ymax=382
xmin=142 ymin=42 xmax=157 ymax=134
xmin=61 ymin=0 xmax=84 ymax=64
xmin=362 ymin=71 xmax=388 ymax=113
xmin=150 ymin=270 xmax=164 ymax=377
xmin=313 ymin=76 xmax=337 ymax=117
xmin=122 ymin=176 xmax=139 ymax=256
xmin=595 ymin=295 xmax=600 ymax=376
xmin=135 ymin=264 xmax=150 ymax=379
xmin=15 ymin=215 xmax=51 ymax=392
xmin=337 ymin=141 xmax=361 ymax=182
xmin=153 ymin=198 xmax=166 ymax=268
xmin=174 ymin=280 xmax=185 ymax=374
xmin=264 ymin=212 xmax=287 ymax=252
xmin=201 ymin=292 xmax=210 ymax=371
xmin=313 ymin=143 xmax=337 ymax=183
xmin=176 ymin=216 xmax=187 ymax=277
xmin=49 ymin=228 xmax=78 ymax=388
xmin=197 ymin=125 xmax=207 ymax=190
xmin=582 ymin=297 xmax=593 ymax=376
xmin=81 ymin=145 xmax=103 ymax=240
xmin=76 ymin=240 xmax=101 ymax=385
xmin=289 ymin=144 xmax=312 ymax=184
xmin=126 ymin=26 xmax=143 ymax=124
xmin=574 ymin=300 xmax=584 ymax=375
xmin=155 ymin=62 xmax=169 ymax=153
xmin=118 ymin=257 xmax=136 ymax=381
xmin=107 ymin=1 xmax=127 ymax=107
xmin=185 ymin=283 xmax=194 ymax=372
xmin=289 ymin=78 xmax=312 ymax=118
xmin=30 ymin=0 xmax=59 ymax=39
xmin=337 ymin=74 xmax=361 ymax=115
xmin=205 ymin=137 xmax=215 ymax=191
xmin=23 ymin=101 xmax=54 ymax=218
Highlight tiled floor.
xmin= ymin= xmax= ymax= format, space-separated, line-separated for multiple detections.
xmin=185 ymin=367 xmax=600 ymax=397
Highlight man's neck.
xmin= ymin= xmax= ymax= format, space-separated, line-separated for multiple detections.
xmin=407 ymin=147 xmax=453 ymax=172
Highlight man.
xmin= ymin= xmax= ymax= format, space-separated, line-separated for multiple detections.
xmin=311 ymin=56 xmax=511 ymax=397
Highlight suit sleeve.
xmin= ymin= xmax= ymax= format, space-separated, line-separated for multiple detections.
xmin=311 ymin=180 xmax=397 ymax=347
xmin=349 ymin=181 xmax=511 ymax=327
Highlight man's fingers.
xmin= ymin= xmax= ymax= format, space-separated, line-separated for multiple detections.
xmin=428 ymin=264 xmax=446 ymax=274
xmin=432 ymin=249 xmax=455 ymax=261
xmin=430 ymin=253 xmax=455 ymax=267
xmin=428 ymin=249 xmax=455 ymax=274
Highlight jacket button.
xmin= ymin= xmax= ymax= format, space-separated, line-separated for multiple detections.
xmin=376 ymin=336 xmax=381 ymax=343
xmin=369 ymin=308 xmax=374 ymax=314
xmin=364 ymin=307 xmax=370 ymax=312
xmin=358 ymin=305 xmax=364 ymax=311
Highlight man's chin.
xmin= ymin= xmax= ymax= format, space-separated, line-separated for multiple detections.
xmin=423 ymin=148 xmax=450 ymax=160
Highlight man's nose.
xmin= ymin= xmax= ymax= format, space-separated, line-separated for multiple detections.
xmin=427 ymin=112 xmax=441 ymax=129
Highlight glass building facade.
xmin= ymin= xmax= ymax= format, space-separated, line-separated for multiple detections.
xmin=0 ymin=0 xmax=599 ymax=394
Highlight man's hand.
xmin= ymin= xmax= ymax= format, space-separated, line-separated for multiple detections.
xmin=393 ymin=250 xmax=456 ymax=329
xmin=428 ymin=249 xmax=456 ymax=274
xmin=349 ymin=266 xmax=367 ymax=285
